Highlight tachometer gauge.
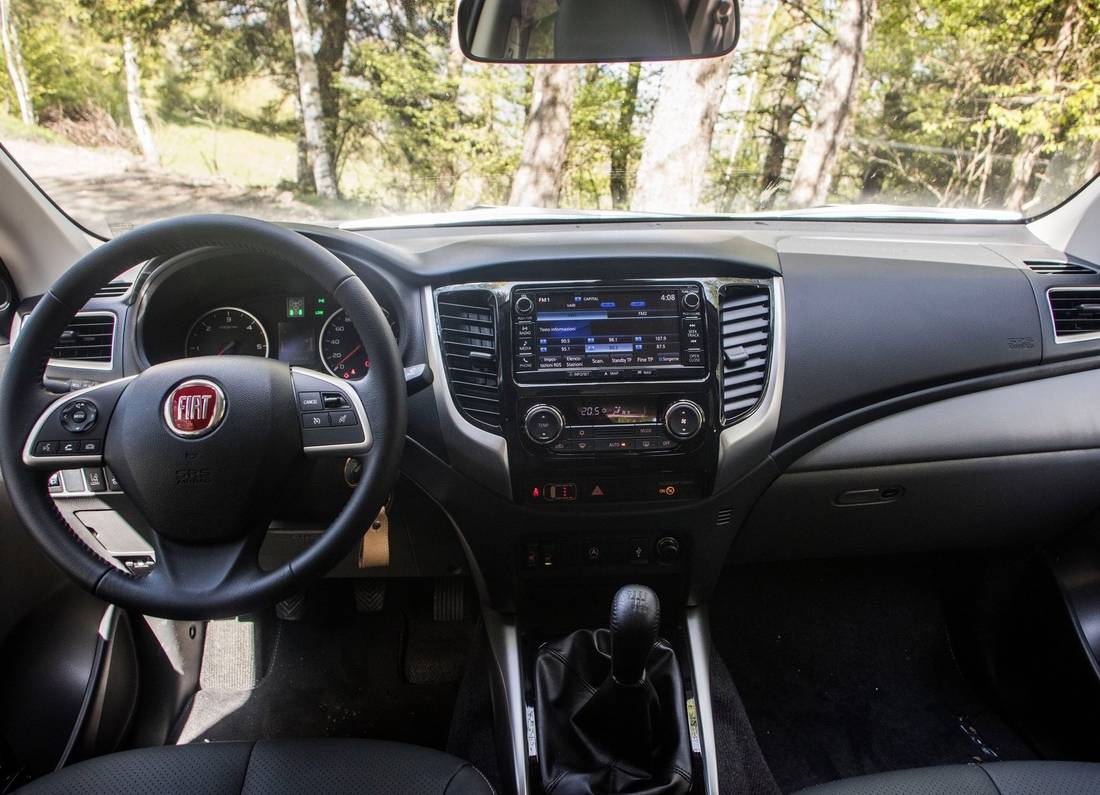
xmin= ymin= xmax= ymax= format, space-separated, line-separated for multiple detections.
xmin=185 ymin=307 xmax=269 ymax=358
xmin=319 ymin=309 xmax=370 ymax=380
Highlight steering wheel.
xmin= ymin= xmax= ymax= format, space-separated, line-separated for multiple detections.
xmin=0 ymin=216 xmax=406 ymax=619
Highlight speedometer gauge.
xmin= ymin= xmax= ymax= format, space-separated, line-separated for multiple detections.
xmin=185 ymin=307 xmax=269 ymax=358
xmin=319 ymin=309 xmax=370 ymax=380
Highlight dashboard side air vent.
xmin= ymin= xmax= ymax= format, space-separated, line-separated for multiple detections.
xmin=1049 ymin=289 xmax=1100 ymax=340
xmin=94 ymin=281 xmax=132 ymax=298
xmin=719 ymin=284 xmax=771 ymax=422
xmin=436 ymin=289 xmax=502 ymax=429
xmin=1027 ymin=260 xmax=1095 ymax=275
xmin=52 ymin=313 xmax=115 ymax=363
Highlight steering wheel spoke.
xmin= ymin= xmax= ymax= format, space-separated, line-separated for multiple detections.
xmin=291 ymin=367 xmax=374 ymax=456
xmin=21 ymin=377 xmax=135 ymax=471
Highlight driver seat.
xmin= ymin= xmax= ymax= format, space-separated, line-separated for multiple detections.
xmin=16 ymin=738 xmax=495 ymax=794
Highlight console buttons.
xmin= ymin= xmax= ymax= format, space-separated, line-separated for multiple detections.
xmin=516 ymin=354 xmax=536 ymax=370
xmin=540 ymin=542 xmax=556 ymax=568
xmin=516 ymin=322 xmax=534 ymax=338
xmin=514 ymin=295 xmax=535 ymax=316
xmin=517 ymin=337 xmax=534 ymax=354
xmin=628 ymin=537 xmax=650 ymax=564
xmin=596 ymin=438 xmax=634 ymax=451
xmin=303 ymin=412 xmax=330 ymax=428
xmin=60 ymin=400 xmax=98 ymax=433
xmin=656 ymin=536 xmax=681 ymax=563
xmin=543 ymin=483 xmax=577 ymax=502
xmin=664 ymin=400 xmax=705 ymax=440
xmin=584 ymin=542 xmax=604 ymax=563
xmin=524 ymin=404 xmax=565 ymax=444
xmin=684 ymin=350 xmax=704 ymax=366
xmin=573 ymin=439 xmax=593 ymax=452
xmin=682 ymin=291 xmax=702 ymax=311
xmin=550 ymin=439 xmax=573 ymax=453
xmin=298 ymin=392 xmax=323 ymax=411
xmin=635 ymin=425 xmax=658 ymax=437
xmin=682 ymin=318 xmax=703 ymax=342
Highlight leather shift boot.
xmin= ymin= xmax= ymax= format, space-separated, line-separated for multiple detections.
xmin=534 ymin=628 xmax=692 ymax=795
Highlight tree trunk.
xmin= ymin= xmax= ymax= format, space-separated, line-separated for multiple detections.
xmin=758 ymin=47 xmax=805 ymax=209
xmin=509 ymin=65 xmax=577 ymax=208
xmin=630 ymin=53 xmax=734 ymax=213
xmin=287 ymin=0 xmax=339 ymax=199
xmin=1004 ymin=0 xmax=1078 ymax=213
xmin=315 ymin=0 xmax=348 ymax=169
xmin=609 ymin=63 xmax=641 ymax=209
xmin=786 ymin=0 xmax=878 ymax=208
xmin=0 ymin=0 xmax=34 ymax=126
xmin=296 ymin=127 xmax=316 ymax=193
xmin=122 ymin=33 xmax=159 ymax=166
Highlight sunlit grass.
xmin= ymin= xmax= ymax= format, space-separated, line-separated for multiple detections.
xmin=154 ymin=120 xmax=298 ymax=188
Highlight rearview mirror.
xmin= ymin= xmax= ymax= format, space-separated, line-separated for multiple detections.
xmin=456 ymin=0 xmax=739 ymax=63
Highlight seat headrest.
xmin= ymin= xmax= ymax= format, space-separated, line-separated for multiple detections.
xmin=553 ymin=0 xmax=691 ymax=60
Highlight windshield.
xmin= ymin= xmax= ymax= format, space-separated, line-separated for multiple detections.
xmin=0 ymin=0 xmax=1097 ymax=237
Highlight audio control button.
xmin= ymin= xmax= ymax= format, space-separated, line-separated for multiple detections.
xmin=524 ymin=404 xmax=565 ymax=444
xmin=682 ymin=291 xmax=701 ymax=311
xmin=514 ymin=295 xmax=534 ymax=316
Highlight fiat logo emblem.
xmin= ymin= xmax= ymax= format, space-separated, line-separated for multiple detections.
xmin=163 ymin=379 xmax=226 ymax=437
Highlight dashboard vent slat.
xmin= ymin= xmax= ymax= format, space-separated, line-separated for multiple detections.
xmin=93 ymin=281 xmax=131 ymax=298
xmin=52 ymin=314 xmax=115 ymax=363
xmin=437 ymin=289 xmax=502 ymax=430
xmin=720 ymin=285 xmax=771 ymax=423
xmin=1027 ymin=261 xmax=1095 ymax=275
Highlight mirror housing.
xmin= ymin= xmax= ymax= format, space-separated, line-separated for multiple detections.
xmin=457 ymin=0 xmax=739 ymax=64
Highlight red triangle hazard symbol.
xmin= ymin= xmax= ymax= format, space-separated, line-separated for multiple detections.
xmin=591 ymin=485 xmax=604 ymax=497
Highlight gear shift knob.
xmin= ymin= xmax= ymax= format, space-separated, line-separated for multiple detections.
xmin=610 ymin=584 xmax=660 ymax=685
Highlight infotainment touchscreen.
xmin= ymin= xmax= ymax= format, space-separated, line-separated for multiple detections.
xmin=512 ymin=284 xmax=705 ymax=382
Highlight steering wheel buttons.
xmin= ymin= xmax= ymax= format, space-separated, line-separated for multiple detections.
xmin=298 ymin=392 xmax=323 ymax=411
xmin=34 ymin=440 xmax=59 ymax=455
xmin=79 ymin=439 xmax=102 ymax=454
xmin=60 ymin=399 xmax=98 ymax=433
xmin=303 ymin=412 xmax=331 ymax=428
xmin=329 ymin=410 xmax=357 ymax=427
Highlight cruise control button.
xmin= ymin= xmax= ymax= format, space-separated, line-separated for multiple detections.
xmin=302 ymin=412 xmax=330 ymax=428
xmin=298 ymin=392 xmax=323 ymax=411
xmin=322 ymin=392 xmax=349 ymax=409
xmin=329 ymin=409 xmax=358 ymax=427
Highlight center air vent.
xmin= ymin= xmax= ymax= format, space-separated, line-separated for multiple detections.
xmin=1027 ymin=260 xmax=1095 ymax=275
xmin=436 ymin=289 xmax=502 ymax=429
xmin=1049 ymin=289 xmax=1100 ymax=340
xmin=719 ymin=284 xmax=771 ymax=422
xmin=52 ymin=313 xmax=115 ymax=363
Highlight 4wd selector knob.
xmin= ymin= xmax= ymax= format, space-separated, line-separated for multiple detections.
xmin=663 ymin=400 xmax=704 ymax=440
xmin=524 ymin=404 xmax=565 ymax=444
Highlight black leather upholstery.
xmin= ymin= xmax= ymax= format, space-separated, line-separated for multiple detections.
xmin=16 ymin=738 xmax=495 ymax=794
xmin=555 ymin=0 xmax=690 ymax=60
xmin=793 ymin=761 xmax=1100 ymax=795
xmin=535 ymin=628 xmax=691 ymax=795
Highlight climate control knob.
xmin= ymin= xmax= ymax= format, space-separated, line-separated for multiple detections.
xmin=524 ymin=404 xmax=565 ymax=444
xmin=663 ymin=400 xmax=705 ymax=440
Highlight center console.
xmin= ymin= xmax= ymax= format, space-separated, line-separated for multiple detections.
xmin=505 ymin=281 xmax=721 ymax=509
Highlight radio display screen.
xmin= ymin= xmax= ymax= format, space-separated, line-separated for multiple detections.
xmin=513 ymin=285 xmax=704 ymax=382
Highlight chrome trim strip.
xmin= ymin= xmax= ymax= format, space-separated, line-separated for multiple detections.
xmin=714 ymin=277 xmax=785 ymax=490
xmin=292 ymin=367 xmax=374 ymax=455
xmin=1047 ymin=287 xmax=1100 ymax=344
xmin=483 ymin=605 xmax=530 ymax=795
xmin=423 ymin=285 xmax=512 ymax=499
xmin=13 ymin=310 xmax=118 ymax=371
xmin=686 ymin=606 xmax=721 ymax=795
xmin=22 ymin=376 xmax=137 ymax=468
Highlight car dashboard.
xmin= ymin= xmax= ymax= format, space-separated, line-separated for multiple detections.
xmin=18 ymin=217 xmax=1100 ymax=608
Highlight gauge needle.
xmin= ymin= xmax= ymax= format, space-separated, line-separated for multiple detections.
xmin=217 ymin=341 xmax=237 ymax=355
xmin=335 ymin=344 xmax=363 ymax=368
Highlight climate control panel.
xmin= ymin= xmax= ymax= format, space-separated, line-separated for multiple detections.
xmin=520 ymin=395 xmax=706 ymax=454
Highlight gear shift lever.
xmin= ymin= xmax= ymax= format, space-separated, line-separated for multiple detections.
xmin=610 ymin=584 xmax=660 ymax=686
